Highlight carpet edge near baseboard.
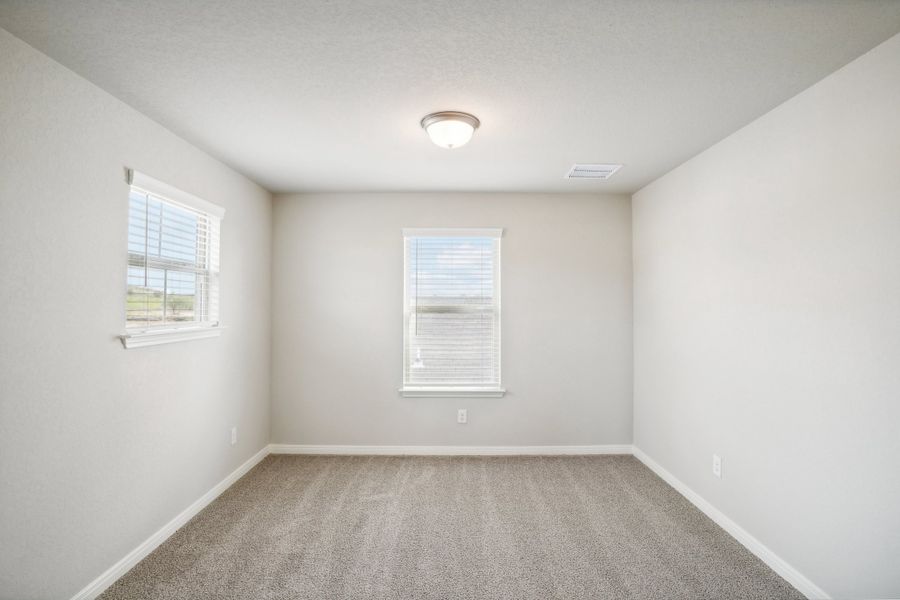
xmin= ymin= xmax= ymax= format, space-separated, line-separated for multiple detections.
xmin=632 ymin=446 xmax=829 ymax=600
xmin=69 ymin=445 xmax=270 ymax=600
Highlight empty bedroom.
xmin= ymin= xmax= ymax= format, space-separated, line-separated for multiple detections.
xmin=1 ymin=1 xmax=898 ymax=599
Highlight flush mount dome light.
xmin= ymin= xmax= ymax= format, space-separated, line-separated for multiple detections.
xmin=420 ymin=111 xmax=480 ymax=149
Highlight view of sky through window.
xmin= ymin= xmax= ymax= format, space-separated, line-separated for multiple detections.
xmin=407 ymin=236 xmax=494 ymax=299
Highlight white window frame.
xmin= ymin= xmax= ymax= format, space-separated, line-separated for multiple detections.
xmin=120 ymin=169 xmax=225 ymax=349
xmin=399 ymin=228 xmax=505 ymax=398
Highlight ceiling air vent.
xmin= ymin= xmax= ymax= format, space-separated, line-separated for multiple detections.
xmin=565 ymin=163 xmax=622 ymax=180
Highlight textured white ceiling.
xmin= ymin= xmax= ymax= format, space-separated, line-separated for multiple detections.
xmin=2 ymin=1 xmax=900 ymax=193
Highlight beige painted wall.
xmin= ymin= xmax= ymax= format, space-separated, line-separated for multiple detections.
xmin=632 ymin=33 xmax=900 ymax=598
xmin=0 ymin=29 xmax=272 ymax=599
xmin=271 ymin=192 xmax=632 ymax=447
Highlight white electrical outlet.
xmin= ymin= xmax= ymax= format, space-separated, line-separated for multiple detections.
xmin=457 ymin=409 xmax=467 ymax=424
xmin=712 ymin=453 xmax=723 ymax=479
xmin=231 ymin=426 xmax=238 ymax=446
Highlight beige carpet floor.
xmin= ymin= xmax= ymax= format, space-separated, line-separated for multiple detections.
xmin=100 ymin=455 xmax=803 ymax=600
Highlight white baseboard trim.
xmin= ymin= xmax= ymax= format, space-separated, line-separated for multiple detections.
xmin=70 ymin=445 xmax=270 ymax=600
xmin=632 ymin=446 xmax=829 ymax=600
xmin=269 ymin=443 xmax=634 ymax=456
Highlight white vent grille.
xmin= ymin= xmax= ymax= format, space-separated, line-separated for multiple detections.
xmin=565 ymin=163 xmax=622 ymax=180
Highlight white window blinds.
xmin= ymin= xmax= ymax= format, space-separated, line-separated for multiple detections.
xmin=125 ymin=170 xmax=222 ymax=332
xmin=402 ymin=228 xmax=503 ymax=395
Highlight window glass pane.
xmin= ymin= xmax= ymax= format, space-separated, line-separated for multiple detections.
xmin=404 ymin=234 xmax=500 ymax=388
xmin=126 ymin=267 xmax=165 ymax=327
xmin=164 ymin=269 xmax=197 ymax=322
xmin=159 ymin=202 xmax=199 ymax=264
xmin=125 ymin=178 xmax=220 ymax=331
xmin=409 ymin=237 xmax=494 ymax=298
xmin=406 ymin=310 xmax=496 ymax=384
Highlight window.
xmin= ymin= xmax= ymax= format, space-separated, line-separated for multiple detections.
xmin=401 ymin=228 xmax=504 ymax=397
xmin=121 ymin=170 xmax=224 ymax=348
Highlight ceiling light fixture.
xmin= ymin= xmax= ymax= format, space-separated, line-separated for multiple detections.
xmin=420 ymin=111 xmax=480 ymax=149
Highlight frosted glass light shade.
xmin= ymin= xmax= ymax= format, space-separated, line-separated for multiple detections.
xmin=420 ymin=111 xmax=480 ymax=149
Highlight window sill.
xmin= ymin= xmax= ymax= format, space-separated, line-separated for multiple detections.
xmin=120 ymin=326 xmax=222 ymax=349
xmin=399 ymin=387 xmax=506 ymax=398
